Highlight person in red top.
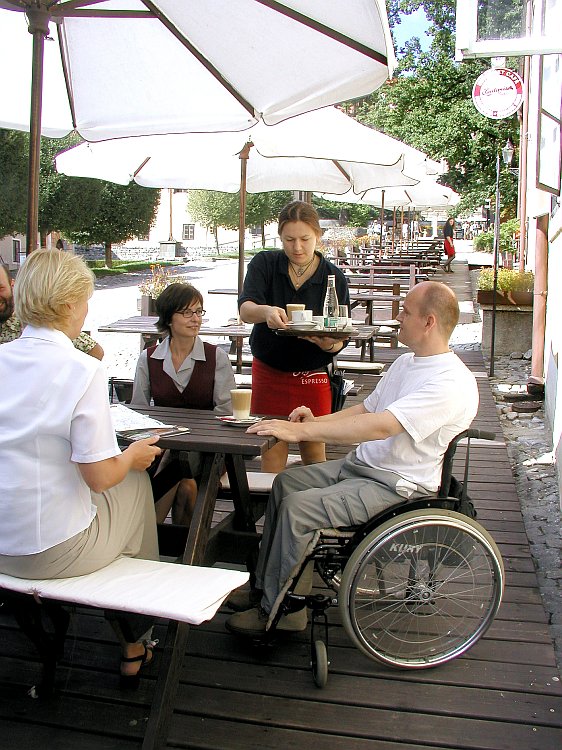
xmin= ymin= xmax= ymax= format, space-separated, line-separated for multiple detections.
xmin=443 ymin=217 xmax=456 ymax=273
xmin=132 ymin=283 xmax=236 ymax=525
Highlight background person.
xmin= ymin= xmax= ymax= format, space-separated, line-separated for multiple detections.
xmin=131 ymin=282 xmax=236 ymax=526
xmin=443 ymin=217 xmax=456 ymax=273
xmin=0 ymin=261 xmax=104 ymax=360
xmin=226 ymin=282 xmax=479 ymax=636
xmin=0 ymin=250 xmax=162 ymax=685
xmin=238 ymin=201 xmax=350 ymax=472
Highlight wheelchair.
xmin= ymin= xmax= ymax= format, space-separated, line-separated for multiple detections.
xmin=266 ymin=429 xmax=504 ymax=688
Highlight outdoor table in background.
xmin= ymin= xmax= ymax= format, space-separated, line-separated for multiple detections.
xmin=98 ymin=316 xmax=252 ymax=372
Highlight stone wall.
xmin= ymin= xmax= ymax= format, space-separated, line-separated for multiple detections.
xmin=480 ymin=304 xmax=533 ymax=356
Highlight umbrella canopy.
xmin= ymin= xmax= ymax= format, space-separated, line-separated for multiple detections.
xmin=0 ymin=0 xmax=396 ymax=138
xmin=0 ymin=0 xmax=396 ymax=254
xmin=55 ymin=107 xmax=435 ymax=194
xmin=317 ymin=181 xmax=460 ymax=209
xmin=56 ymin=107 xmax=438 ymax=292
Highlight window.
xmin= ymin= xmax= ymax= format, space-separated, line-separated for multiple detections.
xmin=12 ymin=238 xmax=21 ymax=262
xmin=537 ymin=55 xmax=562 ymax=195
xmin=182 ymin=224 xmax=195 ymax=241
xmin=456 ymin=0 xmax=562 ymax=58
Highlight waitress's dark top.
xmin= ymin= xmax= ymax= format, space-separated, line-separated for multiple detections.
xmin=443 ymin=222 xmax=454 ymax=240
xmin=239 ymin=250 xmax=350 ymax=372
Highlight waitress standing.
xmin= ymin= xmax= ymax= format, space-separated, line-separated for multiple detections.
xmin=239 ymin=201 xmax=349 ymax=472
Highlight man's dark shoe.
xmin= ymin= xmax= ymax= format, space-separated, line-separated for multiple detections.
xmin=226 ymin=605 xmax=307 ymax=636
xmin=226 ymin=587 xmax=263 ymax=612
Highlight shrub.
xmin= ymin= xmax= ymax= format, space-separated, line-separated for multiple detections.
xmin=473 ymin=218 xmax=520 ymax=255
xmin=478 ymin=268 xmax=534 ymax=292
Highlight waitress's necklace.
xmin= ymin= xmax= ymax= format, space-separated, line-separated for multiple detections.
xmin=289 ymin=255 xmax=315 ymax=278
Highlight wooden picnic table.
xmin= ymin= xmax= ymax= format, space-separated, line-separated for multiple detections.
xmin=125 ymin=405 xmax=277 ymax=749
xmin=98 ymin=316 xmax=252 ymax=373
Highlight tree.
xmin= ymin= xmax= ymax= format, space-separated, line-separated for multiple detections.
xmin=312 ymin=195 xmax=377 ymax=227
xmin=0 ymin=130 xmax=28 ymax=237
xmin=67 ymin=182 xmax=160 ymax=267
xmin=187 ymin=191 xmax=239 ymax=250
xmin=353 ymin=1 xmax=520 ymax=217
xmin=187 ymin=190 xmax=292 ymax=249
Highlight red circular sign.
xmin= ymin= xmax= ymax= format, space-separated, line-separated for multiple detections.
xmin=472 ymin=68 xmax=524 ymax=120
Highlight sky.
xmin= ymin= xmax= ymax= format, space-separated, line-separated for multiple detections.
xmin=393 ymin=8 xmax=431 ymax=52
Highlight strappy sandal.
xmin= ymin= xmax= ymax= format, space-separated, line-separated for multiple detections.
xmin=119 ymin=639 xmax=157 ymax=690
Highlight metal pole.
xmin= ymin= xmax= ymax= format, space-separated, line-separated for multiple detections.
xmin=25 ymin=7 xmax=51 ymax=254
xmin=489 ymin=153 xmax=501 ymax=377
xmin=168 ymin=188 xmax=174 ymax=241
xmin=237 ymin=141 xmax=252 ymax=296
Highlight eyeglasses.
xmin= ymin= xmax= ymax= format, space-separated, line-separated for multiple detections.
xmin=177 ymin=308 xmax=206 ymax=319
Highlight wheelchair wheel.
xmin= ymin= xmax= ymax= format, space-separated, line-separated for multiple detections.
xmin=339 ymin=509 xmax=504 ymax=669
xmin=311 ymin=639 xmax=328 ymax=688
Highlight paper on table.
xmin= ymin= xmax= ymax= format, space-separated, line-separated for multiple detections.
xmin=110 ymin=403 xmax=171 ymax=432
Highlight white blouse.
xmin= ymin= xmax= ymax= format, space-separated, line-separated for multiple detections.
xmin=0 ymin=326 xmax=120 ymax=555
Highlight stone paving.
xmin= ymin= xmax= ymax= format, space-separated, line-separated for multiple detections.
xmin=486 ymin=350 xmax=562 ymax=671
xmin=454 ymin=265 xmax=562 ymax=671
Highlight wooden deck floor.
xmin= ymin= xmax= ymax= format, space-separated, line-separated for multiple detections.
xmin=1 ymin=264 xmax=562 ymax=749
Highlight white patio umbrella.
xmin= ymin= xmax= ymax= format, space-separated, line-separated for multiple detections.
xmin=317 ymin=181 xmax=460 ymax=210
xmin=56 ymin=107 xmax=438 ymax=291
xmin=0 ymin=0 xmax=396 ymax=251
xmin=316 ymin=180 xmax=459 ymax=250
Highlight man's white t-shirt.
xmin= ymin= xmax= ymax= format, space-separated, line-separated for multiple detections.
xmin=0 ymin=326 xmax=120 ymax=555
xmin=357 ymin=351 xmax=479 ymax=492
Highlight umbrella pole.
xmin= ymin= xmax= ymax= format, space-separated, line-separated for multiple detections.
xmin=238 ymin=142 xmax=252 ymax=296
xmin=378 ymin=190 xmax=385 ymax=259
xmin=26 ymin=7 xmax=51 ymax=254
xmin=235 ymin=142 xmax=252 ymax=373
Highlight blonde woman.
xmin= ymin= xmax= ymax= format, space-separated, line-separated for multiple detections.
xmin=0 ymin=250 xmax=161 ymax=687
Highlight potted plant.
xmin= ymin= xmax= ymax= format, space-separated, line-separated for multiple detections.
xmin=476 ymin=268 xmax=534 ymax=307
xmin=138 ymin=265 xmax=182 ymax=315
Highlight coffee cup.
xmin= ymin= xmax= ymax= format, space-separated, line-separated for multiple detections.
xmin=286 ymin=303 xmax=305 ymax=319
xmin=230 ymin=388 xmax=252 ymax=420
xmin=291 ymin=309 xmax=313 ymax=323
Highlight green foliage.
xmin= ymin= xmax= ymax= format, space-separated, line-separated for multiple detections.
xmin=67 ymin=182 xmax=160 ymax=248
xmin=0 ymin=130 xmax=28 ymax=236
xmin=312 ymin=195 xmax=377 ymax=226
xmin=188 ymin=190 xmax=292 ymax=233
xmin=473 ymin=218 xmax=521 ymax=254
xmin=353 ymin=1 xmax=520 ymax=217
xmin=0 ymin=130 xmax=159 ymax=252
xmin=478 ymin=267 xmax=534 ymax=292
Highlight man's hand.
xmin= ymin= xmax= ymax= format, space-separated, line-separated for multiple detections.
xmin=246 ymin=418 xmax=304 ymax=443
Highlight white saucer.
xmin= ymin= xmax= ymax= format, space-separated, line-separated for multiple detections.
xmin=216 ymin=416 xmax=262 ymax=427
xmin=286 ymin=321 xmax=319 ymax=329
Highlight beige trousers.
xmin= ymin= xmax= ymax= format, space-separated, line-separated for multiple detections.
xmin=0 ymin=470 xmax=158 ymax=578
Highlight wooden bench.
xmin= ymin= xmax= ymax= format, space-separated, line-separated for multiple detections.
xmin=0 ymin=557 xmax=247 ymax=697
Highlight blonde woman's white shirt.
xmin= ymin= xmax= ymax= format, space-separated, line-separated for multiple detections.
xmin=357 ymin=351 xmax=479 ymax=493
xmin=0 ymin=326 xmax=120 ymax=555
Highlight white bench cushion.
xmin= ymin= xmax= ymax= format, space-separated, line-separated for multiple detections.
xmin=0 ymin=557 xmax=248 ymax=626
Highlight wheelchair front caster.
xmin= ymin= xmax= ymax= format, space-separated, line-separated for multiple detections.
xmin=311 ymin=639 xmax=328 ymax=688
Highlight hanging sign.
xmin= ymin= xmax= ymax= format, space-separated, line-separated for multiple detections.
xmin=472 ymin=67 xmax=524 ymax=120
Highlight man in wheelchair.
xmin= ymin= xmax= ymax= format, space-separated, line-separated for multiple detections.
xmin=226 ymin=281 xmax=480 ymax=637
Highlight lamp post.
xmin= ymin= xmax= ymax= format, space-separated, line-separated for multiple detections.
xmin=489 ymin=139 xmax=515 ymax=377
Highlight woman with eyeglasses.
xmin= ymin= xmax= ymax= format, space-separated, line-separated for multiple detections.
xmin=131 ymin=283 xmax=236 ymax=525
